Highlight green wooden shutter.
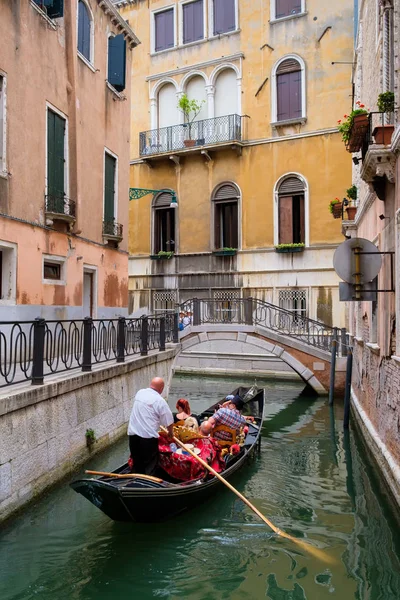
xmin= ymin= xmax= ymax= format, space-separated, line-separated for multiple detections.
xmin=47 ymin=110 xmax=65 ymax=212
xmin=104 ymin=153 xmax=116 ymax=223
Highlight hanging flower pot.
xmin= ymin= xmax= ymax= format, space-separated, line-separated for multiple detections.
xmin=329 ymin=198 xmax=343 ymax=219
xmin=346 ymin=114 xmax=369 ymax=153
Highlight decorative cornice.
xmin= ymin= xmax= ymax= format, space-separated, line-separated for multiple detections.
xmin=360 ymin=146 xmax=396 ymax=183
xmin=97 ymin=0 xmax=140 ymax=48
xmin=145 ymin=53 xmax=244 ymax=82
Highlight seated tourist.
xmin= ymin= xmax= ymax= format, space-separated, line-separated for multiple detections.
xmin=200 ymin=420 xmax=213 ymax=436
xmin=174 ymin=398 xmax=198 ymax=424
xmin=205 ymin=395 xmax=248 ymax=444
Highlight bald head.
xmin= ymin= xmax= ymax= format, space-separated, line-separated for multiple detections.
xmin=200 ymin=420 xmax=213 ymax=436
xmin=150 ymin=377 xmax=165 ymax=394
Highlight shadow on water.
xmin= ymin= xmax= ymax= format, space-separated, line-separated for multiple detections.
xmin=0 ymin=376 xmax=400 ymax=600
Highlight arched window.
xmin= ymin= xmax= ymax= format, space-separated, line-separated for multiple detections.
xmin=214 ymin=69 xmax=238 ymax=117
xmin=77 ymin=0 xmax=92 ymax=62
xmin=153 ymin=192 xmax=176 ymax=254
xmin=277 ymin=176 xmax=305 ymax=244
xmin=212 ymin=183 xmax=239 ymax=250
xmin=276 ymin=58 xmax=302 ymax=122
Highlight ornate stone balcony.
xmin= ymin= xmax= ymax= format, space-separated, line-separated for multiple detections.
xmin=360 ymin=113 xmax=396 ymax=189
xmin=45 ymin=194 xmax=76 ymax=229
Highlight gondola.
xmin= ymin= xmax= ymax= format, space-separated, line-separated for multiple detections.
xmin=70 ymin=386 xmax=264 ymax=522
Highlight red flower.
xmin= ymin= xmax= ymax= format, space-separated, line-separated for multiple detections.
xmin=344 ymin=114 xmax=348 ymax=118
xmin=359 ymin=104 xmax=365 ymax=108
xmin=338 ymin=120 xmax=342 ymax=124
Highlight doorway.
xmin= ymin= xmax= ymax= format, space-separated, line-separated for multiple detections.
xmin=83 ymin=267 xmax=97 ymax=318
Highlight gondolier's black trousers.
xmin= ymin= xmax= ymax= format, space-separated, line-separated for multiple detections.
xmin=129 ymin=435 xmax=159 ymax=476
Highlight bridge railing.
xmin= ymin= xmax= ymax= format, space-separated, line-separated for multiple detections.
xmin=178 ymin=298 xmax=348 ymax=357
xmin=0 ymin=313 xmax=179 ymax=389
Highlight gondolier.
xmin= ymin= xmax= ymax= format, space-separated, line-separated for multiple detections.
xmin=128 ymin=377 xmax=174 ymax=476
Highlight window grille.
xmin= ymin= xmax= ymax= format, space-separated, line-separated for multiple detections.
xmin=153 ymin=291 xmax=176 ymax=312
xmin=212 ymin=290 xmax=240 ymax=301
xmin=212 ymin=289 xmax=240 ymax=322
xmin=278 ymin=289 xmax=307 ymax=324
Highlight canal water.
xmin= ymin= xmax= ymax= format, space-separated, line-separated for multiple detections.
xmin=1 ymin=375 xmax=400 ymax=599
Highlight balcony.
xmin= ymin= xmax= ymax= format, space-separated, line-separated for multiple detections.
xmin=139 ymin=114 xmax=243 ymax=162
xmin=45 ymin=195 xmax=76 ymax=228
xmin=360 ymin=112 xmax=396 ymax=189
xmin=103 ymin=220 xmax=123 ymax=244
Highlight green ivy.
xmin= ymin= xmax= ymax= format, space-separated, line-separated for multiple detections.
xmin=274 ymin=243 xmax=305 ymax=249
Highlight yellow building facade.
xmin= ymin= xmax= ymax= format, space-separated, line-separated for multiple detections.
xmin=115 ymin=0 xmax=353 ymax=324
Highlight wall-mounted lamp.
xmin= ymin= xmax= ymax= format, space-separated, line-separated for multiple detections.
xmin=352 ymin=156 xmax=362 ymax=165
xmin=379 ymin=214 xmax=389 ymax=220
xmin=130 ymin=187 xmax=178 ymax=208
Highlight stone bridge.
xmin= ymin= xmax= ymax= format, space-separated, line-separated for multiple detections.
xmin=176 ymin=298 xmax=348 ymax=395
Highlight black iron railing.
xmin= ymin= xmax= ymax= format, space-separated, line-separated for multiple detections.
xmin=361 ymin=111 xmax=395 ymax=158
xmin=103 ymin=220 xmax=123 ymax=239
xmin=45 ymin=194 xmax=76 ymax=218
xmin=179 ymin=297 xmax=348 ymax=357
xmin=0 ymin=314 xmax=178 ymax=389
xmin=139 ymin=114 xmax=242 ymax=156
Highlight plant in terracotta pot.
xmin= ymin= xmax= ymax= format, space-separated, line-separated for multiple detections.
xmin=344 ymin=185 xmax=357 ymax=220
xmin=338 ymin=101 xmax=369 ymax=153
xmin=178 ymin=94 xmax=205 ymax=147
xmin=329 ymin=197 xmax=343 ymax=219
xmin=373 ymin=91 xmax=395 ymax=145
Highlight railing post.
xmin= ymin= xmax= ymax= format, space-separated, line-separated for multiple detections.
xmin=159 ymin=316 xmax=166 ymax=351
xmin=140 ymin=316 xmax=148 ymax=356
xmin=244 ymin=297 xmax=253 ymax=325
xmin=117 ymin=317 xmax=126 ymax=363
xmin=82 ymin=317 xmax=93 ymax=372
xmin=193 ymin=298 xmax=200 ymax=326
xmin=328 ymin=327 xmax=339 ymax=406
xmin=31 ymin=318 xmax=46 ymax=385
xmin=343 ymin=348 xmax=353 ymax=430
xmin=173 ymin=312 xmax=179 ymax=343
xmin=341 ymin=328 xmax=348 ymax=357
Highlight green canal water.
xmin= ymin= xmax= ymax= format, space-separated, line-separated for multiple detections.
xmin=1 ymin=375 xmax=400 ymax=599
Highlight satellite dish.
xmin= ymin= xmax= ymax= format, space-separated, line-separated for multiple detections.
xmin=333 ymin=238 xmax=382 ymax=284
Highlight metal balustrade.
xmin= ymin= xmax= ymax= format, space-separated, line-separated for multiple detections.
xmin=179 ymin=297 xmax=349 ymax=357
xmin=139 ymin=114 xmax=242 ymax=157
xmin=45 ymin=194 xmax=76 ymax=218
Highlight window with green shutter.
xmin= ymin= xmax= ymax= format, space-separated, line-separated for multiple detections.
xmin=47 ymin=109 xmax=66 ymax=213
xmin=104 ymin=153 xmax=116 ymax=224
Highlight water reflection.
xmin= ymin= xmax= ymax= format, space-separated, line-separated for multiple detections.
xmin=0 ymin=375 xmax=399 ymax=599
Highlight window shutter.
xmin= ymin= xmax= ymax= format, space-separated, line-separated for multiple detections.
xmin=278 ymin=177 xmax=304 ymax=195
xmin=279 ymin=196 xmax=293 ymax=244
xmin=289 ymin=70 xmax=302 ymax=118
xmin=154 ymin=192 xmax=173 ymax=208
xmin=215 ymin=206 xmax=222 ymax=248
xmin=276 ymin=59 xmax=301 ymax=75
xmin=108 ymin=34 xmax=126 ymax=92
xmin=104 ymin=154 xmax=116 ymax=222
xmin=155 ymin=9 xmax=174 ymax=52
xmin=183 ymin=0 xmax=204 ymax=44
xmin=213 ymin=0 xmax=235 ymax=35
xmin=214 ymin=184 xmax=239 ymax=201
xmin=277 ymin=73 xmax=290 ymax=121
xmin=78 ymin=1 xmax=90 ymax=60
xmin=277 ymin=63 xmax=302 ymax=121
xmin=47 ymin=110 xmax=65 ymax=200
xmin=298 ymin=195 xmax=305 ymax=243
xmin=230 ymin=201 xmax=238 ymax=248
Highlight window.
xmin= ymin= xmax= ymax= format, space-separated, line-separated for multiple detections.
xmin=183 ymin=0 xmax=204 ymax=44
xmin=42 ymin=255 xmax=66 ymax=285
xmin=153 ymin=192 xmax=176 ymax=254
xmin=279 ymin=289 xmax=307 ymax=324
xmin=213 ymin=0 xmax=236 ymax=35
xmin=47 ymin=108 xmax=67 ymax=211
xmin=154 ymin=9 xmax=175 ymax=52
xmin=107 ymin=34 xmax=126 ymax=92
xmin=212 ymin=183 xmax=239 ymax=249
xmin=276 ymin=59 xmax=302 ymax=121
xmin=77 ymin=0 xmax=92 ymax=63
xmin=32 ymin=0 xmax=64 ymax=19
xmin=153 ymin=291 xmax=177 ymax=313
xmin=275 ymin=0 xmax=302 ymax=19
xmin=0 ymin=75 xmax=6 ymax=173
xmin=104 ymin=152 xmax=117 ymax=227
xmin=277 ymin=177 xmax=305 ymax=244
xmin=0 ymin=241 xmax=17 ymax=304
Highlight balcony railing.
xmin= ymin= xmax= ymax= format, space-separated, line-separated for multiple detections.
xmin=103 ymin=220 xmax=123 ymax=240
xmin=45 ymin=194 xmax=76 ymax=219
xmin=361 ymin=112 xmax=395 ymax=157
xmin=139 ymin=114 xmax=242 ymax=157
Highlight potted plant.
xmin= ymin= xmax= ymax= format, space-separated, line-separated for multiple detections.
xmin=345 ymin=185 xmax=357 ymax=220
xmin=178 ymin=94 xmax=205 ymax=147
xmin=213 ymin=247 xmax=237 ymax=256
xmin=338 ymin=101 xmax=369 ymax=153
xmin=373 ymin=91 xmax=395 ymax=145
xmin=274 ymin=243 xmax=305 ymax=253
xmin=150 ymin=250 xmax=175 ymax=260
xmin=329 ymin=198 xmax=343 ymax=219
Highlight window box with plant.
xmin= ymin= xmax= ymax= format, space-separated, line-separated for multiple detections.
xmin=274 ymin=243 xmax=305 ymax=253
xmin=372 ymin=92 xmax=395 ymax=145
xmin=177 ymin=94 xmax=206 ymax=147
xmin=338 ymin=101 xmax=369 ymax=153
xmin=213 ymin=247 xmax=237 ymax=256
xmin=344 ymin=185 xmax=357 ymax=220
xmin=329 ymin=198 xmax=343 ymax=219
xmin=150 ymin=250 xmax=175 ymax=260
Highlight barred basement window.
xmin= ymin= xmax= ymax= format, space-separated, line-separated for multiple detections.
xmin=153 ymin=291 xmax=177 ymax=312
xmin=212 ymin=289 xmax=240 ymax=322
xmin=279 ymin=289 xmax=307 ymax=324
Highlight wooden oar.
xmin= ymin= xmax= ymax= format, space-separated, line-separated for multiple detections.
xmin=85 ymin=470 xmax=163 ymax=483
xmin=161 ymin=428 xmax=333 ymax=564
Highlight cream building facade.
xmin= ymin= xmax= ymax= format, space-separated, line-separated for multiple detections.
xmin=0 ymin=0 xmax=138 ymax=320
xmin=115 ymin=0 xmax=353 ymax=325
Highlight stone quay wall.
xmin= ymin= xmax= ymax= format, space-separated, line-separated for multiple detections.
xmin=0 ymin=348 xmax=178 ymax=524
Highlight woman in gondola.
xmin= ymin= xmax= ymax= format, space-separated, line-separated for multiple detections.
xmin=174 ymin=398 xmax=198 ymax=425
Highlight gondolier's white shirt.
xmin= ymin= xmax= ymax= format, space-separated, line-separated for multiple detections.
xmin=128 ymin=387 xmax=174 ymax=438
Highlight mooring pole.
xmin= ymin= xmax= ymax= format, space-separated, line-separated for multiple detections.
xmin=329 ymin=327 xmax=339 ymax=406
xmin=343 ymin=348 xmax=353 ymax=429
